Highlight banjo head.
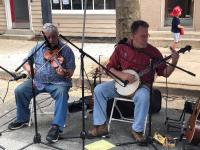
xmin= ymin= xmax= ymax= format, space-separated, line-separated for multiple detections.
xmin=115 ymin=69 xmax=140 ymax=97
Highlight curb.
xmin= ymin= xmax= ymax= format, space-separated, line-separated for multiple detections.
xmin=1 ymin=71 xmax=200 ymax=97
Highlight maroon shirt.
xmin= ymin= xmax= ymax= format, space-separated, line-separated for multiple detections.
xmin=106 ymin=42 xmax=167 ymax=85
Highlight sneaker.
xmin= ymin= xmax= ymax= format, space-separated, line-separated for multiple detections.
xmin=8 ymin=120 xmax=28 ymax=130
xmin=87 ymin=124 xmax=108 ymax=139
xmin=46 ymin=125 xmax=60 ymax=143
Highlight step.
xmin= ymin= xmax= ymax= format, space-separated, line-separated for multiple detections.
xmin=0 ymin=29 xmax=35 ymax=40
xmin=149 ymin=31 xmax=200 ymax=39
xmin=5 ymin=29 xmax=34 ymax=35
xmin=149 ymin=37 xmax=200 ymax=49
xmin=0 ymin=34 xmax=35 ymax=40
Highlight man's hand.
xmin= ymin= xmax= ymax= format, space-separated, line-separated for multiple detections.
xmin=122 ymin=72 xmax=136 ymax=84
xmin=110 ymin=68 xmax=137 ymax=84
xmin=170 ymin=48 xmax=179 ymax=65
xmin=55 ymin=67 xmax=66 ymax=76
xmin=55 ymin=68 xmax=74 ymax=79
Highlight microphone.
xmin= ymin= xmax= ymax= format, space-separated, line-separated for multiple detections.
xmin=41 ymin=31 xmax=52 ymax=49
xmin=10 ymin=73 xmax=27 ymax=81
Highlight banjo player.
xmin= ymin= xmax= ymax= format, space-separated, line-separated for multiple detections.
xmin=87 ymin=20 xmax=179 ymax=144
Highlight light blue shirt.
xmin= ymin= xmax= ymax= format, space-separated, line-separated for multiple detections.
xmin=25 ymin=41 xmax=76 ymax=90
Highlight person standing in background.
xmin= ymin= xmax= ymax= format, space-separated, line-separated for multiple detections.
xmin=170 ymin=6 xmax=185 ymax=50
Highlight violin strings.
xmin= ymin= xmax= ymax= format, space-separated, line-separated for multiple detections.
xmin=35 ymin=41 xmax=68 ymax=74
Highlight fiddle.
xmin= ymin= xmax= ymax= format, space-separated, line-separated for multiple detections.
xmin=43 ymin=47 xmax=66 ymax=72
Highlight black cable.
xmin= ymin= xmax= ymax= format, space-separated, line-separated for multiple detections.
xmin=0 ymin=107 xmax=16 ymax=120
xmin=0 ymin=95 xmax=48 ymax=127
xmin=84 ymin=68 xmax=93 ymax=94
xmin=0 ymin=80 xmax=10 ymax=103
xmin=76 ymin=67 xmax=108 ymax=125
xmin=0 ymin=95 xmax=52 ymax=135
xmin=165 ymin=70 xmax=169 ymax=120
xmin=82 ymin=60 xmax=128 ymax=126
xmin=0 ymin=117 xmax=16 ymax=136
xmin=36 ymin=95 xmax=52 ymax=105
xmin=0 ymin=117 xmax=16 ymax=128
xmin=0 ymin=95 xmax=51 ymax=119
xmin=37 ymin=99 xmax=54 ymax=109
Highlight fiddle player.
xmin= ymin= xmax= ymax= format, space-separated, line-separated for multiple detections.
xmin=87 ymin=20 xmax=179 ymax=145
xmin=8 ymin=23 xmax=76 ymax=143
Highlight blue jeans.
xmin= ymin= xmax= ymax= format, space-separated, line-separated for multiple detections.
xmin=93 ymin=80 xmax=150 ymax=132
xmin=15 ymin=79 xmax=70 ymax=131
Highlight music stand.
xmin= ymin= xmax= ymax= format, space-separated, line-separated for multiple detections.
xmin=58 ymin=34 xmax=127 ymax=149
xmin=14 ymin=42 xmax=64 ymax=150
xmin=115 ymin=45 xmax=195 ymax=149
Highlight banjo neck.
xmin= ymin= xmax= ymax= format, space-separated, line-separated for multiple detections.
xmin=138 ymin=61 xmax=160 ymax=77
xmin=138 ymin=45 xmax=192 ymax=78
xmin=115 ymin=45 xmax=191 ymax=97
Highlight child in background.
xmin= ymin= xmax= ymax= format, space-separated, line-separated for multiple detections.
xmin=170 ymin=6 xmax=184 ymax=50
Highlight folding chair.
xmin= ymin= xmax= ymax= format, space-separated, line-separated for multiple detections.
xmin=28 ymin=94 xmax=54 ymax=126
xmin=108 ymin=97 xmax=148 ymax=135
xmin=28 ymin=93 xmax=71 ymax=127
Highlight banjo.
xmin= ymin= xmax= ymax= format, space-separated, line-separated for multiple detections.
xmin=115 ymin=45 xmax=192 ymax=97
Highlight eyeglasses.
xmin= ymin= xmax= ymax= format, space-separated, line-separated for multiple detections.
xmin=138 ymin=34 xmax=150 ymax=39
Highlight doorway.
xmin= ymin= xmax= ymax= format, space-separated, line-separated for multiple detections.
xmin=10 ymin=0 xmax=30 ymax=29
xmin=164 ymin=0 xmax=194 ymax=26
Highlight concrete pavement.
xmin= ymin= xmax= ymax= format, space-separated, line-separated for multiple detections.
xmin=0 ymin=38 xmax=200 ymax=89
xmin=0 ymin=38 xmax=200 ymax=150
xmin=0 ymin=79 xmax=199 ymax=150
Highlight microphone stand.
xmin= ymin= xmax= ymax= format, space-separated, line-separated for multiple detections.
xmin=0 ymin=66 xmax=15 ymax=149
xmin=15 ymin=42 xmax=64 ymax=150
xmin=115 ymin=45 xmax=195 ymax=149
xmin=0 ymin=65 xmax=16 ymax=103
xmin=0 ymin=65 xmax=16 ymax=79
xmin=59 ymin=34 xmax=127 ymax=150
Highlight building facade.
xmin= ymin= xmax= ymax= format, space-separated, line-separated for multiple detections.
xmin=0 ymin=0 xmax=199 ymax=37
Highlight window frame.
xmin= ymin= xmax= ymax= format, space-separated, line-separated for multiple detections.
xmin=51 ymin=0 xmax=116 ymax=15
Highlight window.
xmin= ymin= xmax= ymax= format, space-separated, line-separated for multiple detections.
xmin=51 ymin=0 xmax=115 ymax=10
xmin=106 ymin=0 xmax=115 ymax=9
xmin=94 ymin=0 xmax=104 ymax=9
xmin=164 ymin=0 xmax=193 ymax=26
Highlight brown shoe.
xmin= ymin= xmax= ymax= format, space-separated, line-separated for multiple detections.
xmin=87 ymin=124 xmax=108 ymax=139
xmin=132 ymin=130 xmax=147 ymax=146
